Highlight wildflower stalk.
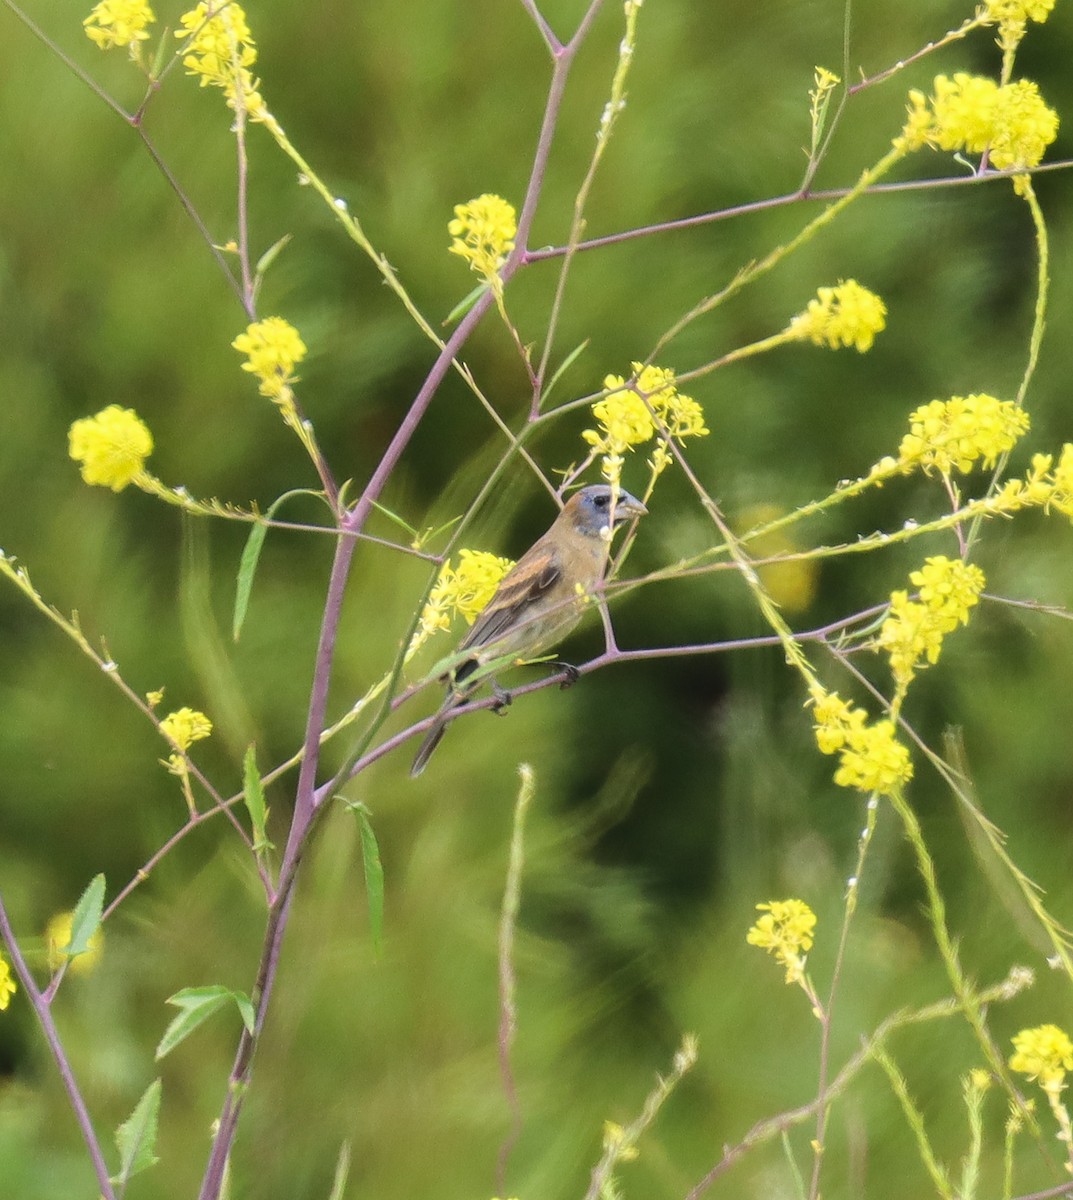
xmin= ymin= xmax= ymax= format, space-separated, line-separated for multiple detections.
xmin=870 ymin=1042 xmax=955 ymax=1198
xmin=495 ymin=765 xmax=535 ymax=1193
xmin=887 ymin=786 xmax=1038 ymax=1133
xmin=0 ymin=897 xmax=117 ymax=1200
xmin=649 ymin=141 xmax=909 ymax=360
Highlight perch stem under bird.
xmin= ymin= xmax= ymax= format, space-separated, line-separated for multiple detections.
xmin=409 ymin=484 xmax=647 ymax=777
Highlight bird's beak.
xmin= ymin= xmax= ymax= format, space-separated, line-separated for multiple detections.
xmin=613 ymin=490 xmax=647 ymax=520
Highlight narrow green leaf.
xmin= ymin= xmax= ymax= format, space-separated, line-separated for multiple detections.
xmin=66 ymin=873 xmax=106 ymax=958
xmin=368 ymin=499 xmax=419 ymax=538
xmin=112 ymin=1079 xmax=162 ymax=1185
xmin=155 ymin=986 xmax=232 ymax=1060
xmin=232 ymin=520 xmax=269 ymax=641
xmin=149 ymin=33 xmax=170 ymax=81
xmin=232 ymin=490 xmax=324 ymax=640
xmin=351 ymin=804 xmax=385 ymax=957
xmin=444 ymin=281 xmax=488 ymax=325
xmin=242 ymin=745 xmax=273 ymax=853
xmin=255 ymin=233 xmax=293 ymax=278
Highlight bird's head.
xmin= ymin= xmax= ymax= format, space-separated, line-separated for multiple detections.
xmin=565 ymin=484 xmax=647 ymax=539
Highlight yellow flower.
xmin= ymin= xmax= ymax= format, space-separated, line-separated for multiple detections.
xmin=175 ymin=2 xmax=265 ymax=117
xmin=989 ymin=80 xmax=1061 ymax=171
xmin=68 ymin=405 xmax=154 ymax=492
xmin=808 ymin=686 xmax=912 ymax=796
xmin=232 ymin=317 xmax=307 ymax=399
xmin=808 ymin=687 xmax=865 ymax=754
xmin=833 ymin=719 xmax=912 ymax=794
xmin=409 ymin=549 xmax=514 ymax=658
xmin=1010 ymin=1024 xmax=1073 ymax=1090
xmin=448 ymin=194 xmax=517 ymax=280
xmin=888 ymin=394 xmax=1030 ymax=477
xmin=901 ymin=74 xmax=1059 ymax=171
xmin=586 ymin=389 xmax=655 ymax=450
xmin=1048 ymin=444 xmax=1073 ymax=518
xmin=982 ymin=0 xmax=1054 ymax=46
xmin=788 ymin=280 xmax=887 ymax=352
xmin=46 ymin=911 xmax=103 ymax=976
xmin=747 ymin=899 xmax=817 ymax=984
xmin=896 ymin=89 xmax=935 ymax=152
xmin=878 ymin=557 xmax=986 ymax=686
xmin=159 ymin=707 xmax=213 ymax=774
xmin=83 ymin=0 xmax=155 ymax=50
xmin=583 ymin=362 xmax=708 ymax=484
xmin=160 ymin=707 xmax=213 ymax=751
xmin=0 ymin=955 xmax=16 ymax=1010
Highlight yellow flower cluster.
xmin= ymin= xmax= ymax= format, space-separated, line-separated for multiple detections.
xmin=885 ymin=394 xmax=1030 ymax=477
xmin=232 ymin=317 xmax=307 ymax=400
xmin=878 ymin=556 xmax=986 ymax=687
xmin=83 ymin=0 xmax=154 ymax=50
xmin=898 ymin=74 xmax=1059 ymax=171
xmin=991 ymin=444 xmax=1073 ymax=519
xmin=983 ymin=0 xmax=1055 ymax=20
xmin=1010 ymin=1023 xmax=1073 ymax=1090
xmin=447 ymin=194 xmax=517 ymax=281
xmin=982 ymin=0 xmax=1055 ymax=50
xmin=746 ymin=899 xmax=817 ymax=984
xmin=175 ymin=2 xmax=265 ymax=119
xmin=0 ymin=954 xmax=15 ymax=1010
xmin=583 ymin=362 xmax=708 ymax=484
xmin=809 ymin=687 xmax=913 ymax=796
xmin=159 ymin=706 xmax=213 ymax=774
xmin=46 ymin=911 xmax=104 ymax=976
xmin=68 ymin=405 xmax=154 ymax=492
xmin=410 ymin=549 xmax=514 ymax=657
xmin=788 ymin=280 xmax=887 ymax=352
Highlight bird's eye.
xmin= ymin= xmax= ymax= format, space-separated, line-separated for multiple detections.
xmin=592 ymin=493 xmax=609 ymax=508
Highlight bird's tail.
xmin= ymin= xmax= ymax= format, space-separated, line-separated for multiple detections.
xmin=409 ymin=711 xmax=449 ymax=777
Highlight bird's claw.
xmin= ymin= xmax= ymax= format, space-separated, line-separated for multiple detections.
xmin=491 ymin=682 xmax=513 ymax=714
xmin=557 ymin=663 xmax=580 ymax=690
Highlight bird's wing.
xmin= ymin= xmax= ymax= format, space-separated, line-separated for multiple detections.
xmin=458 ymin=542 xmax=562 ymax=652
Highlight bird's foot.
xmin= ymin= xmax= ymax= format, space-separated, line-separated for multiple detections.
xmin=554 ymin=662 xmax=580 ymax=690
xmin=491 ymin=681 xmax=513 ymax=714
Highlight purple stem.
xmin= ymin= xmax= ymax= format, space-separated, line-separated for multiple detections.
xmin=0 ymin=894 xmax=117 ymax=1200
xmin=197 ymin=5 xmax=606 ymax=1188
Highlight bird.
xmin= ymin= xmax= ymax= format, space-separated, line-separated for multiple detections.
xmin=409 ymin=484 xmax=647 ymax=776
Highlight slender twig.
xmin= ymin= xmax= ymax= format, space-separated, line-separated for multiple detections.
xmin=495 ymin=765 xmax=535 ymax=1194
xmin=0 ymin=895 xmax=118 ymax=1200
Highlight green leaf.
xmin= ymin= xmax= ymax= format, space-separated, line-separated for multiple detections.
xmin=368 ymin=499 xmax=419 ymax=539
xmin=232 ymin=520 xmax=269 ymax=641
xmin=66 ymin=873 xmax=106 ymax=958
xmin=349 ymin=803 xmax=385 ymax=957
xmin=156 ymin=986 xmax=253 ymax=1060
xmin=232 ymin=490 xmax=314 ymax=640
xmin=242 ymin=745 xmax=273 ymax=853
xmin=255 ymin=233 xmax=293 ymax=279
xmin=234 ymin=993 xmax=256 ymax=1035
xmin=112 ymin=1079 xmax=162 ymax=1185
xmin=444 ymin=281 xmax=488 ymax=325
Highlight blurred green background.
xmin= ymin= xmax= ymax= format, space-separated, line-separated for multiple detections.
xmin=2 ymin=0 xmax=1073 ymax=1196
